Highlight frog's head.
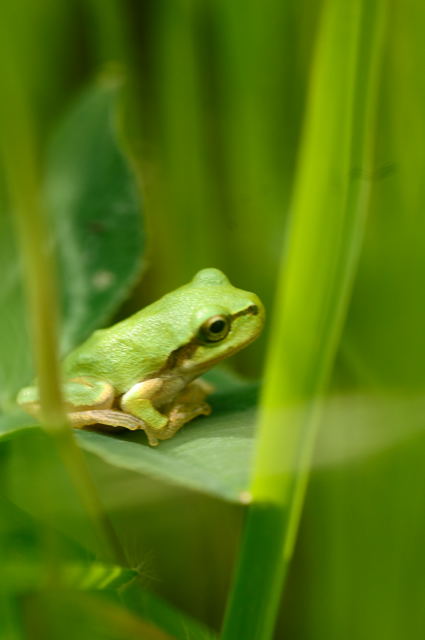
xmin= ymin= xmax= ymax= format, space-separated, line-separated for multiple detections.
xmin=172 ymin=268 xmax=265 ymax=374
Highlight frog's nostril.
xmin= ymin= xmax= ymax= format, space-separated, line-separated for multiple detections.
xmin=248 ymin=304 xmax=259 ymax=316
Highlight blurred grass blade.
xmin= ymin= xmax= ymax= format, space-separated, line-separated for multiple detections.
xmin=215 ymin=0 xmax=306 ymax=308
xmin=73 ymin=595 xmax=173 ymax=640
xmin=0 ymin=6 xmax=128 ymax=568
xmin=0 ymin=595 xmax=24 ymax=640
xmin=0 ymin=209 xmax=33 ymax=411
xmin=1 ymin=559 xmax=137 ymax=593
xmin=85 ymin=0 xmax=131 ymax=65
xmin=73 ymin=593 xmax=176 ymax=640
xmin=221 ymin=1 xmax=386 ymax=638
xmin=123 ymin=584 xmax=218 ymax=640
xmin=253 ymin=0 xmax=386 ymax=505
xmin=65 ymin=562 xmax=137 ymax=591
xmin=0 ymin=4 xmax=63 ymax=431
xmin=21 ymin=590 xmax=177 ymax=640
xmin=149 ymin=0 xmax=221 ymax=289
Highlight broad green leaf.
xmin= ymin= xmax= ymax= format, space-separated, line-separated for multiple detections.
xmin=1 ymin=372 xmax=257 ymax=503
xmin=76 ymin=375 xmax=258 ymax=503
xmin=45 ymin=78 xmax=145 ymax=354
xmin=0 ymin=412 xmax=37 ymax=440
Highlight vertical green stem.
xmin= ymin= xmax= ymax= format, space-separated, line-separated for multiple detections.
xmin=153 ymin=0 xmax=221 ymax=286
xmin=221 ymin=1 xmax=386 ymax=638
xmin=85 ymin=0 xmax=132 ymax=66
xmin=0 ymin=7 xmax=126 ymax=566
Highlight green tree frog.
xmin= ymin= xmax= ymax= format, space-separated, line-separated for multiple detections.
xmin=18 ymin=268 xmax=264 ymax=446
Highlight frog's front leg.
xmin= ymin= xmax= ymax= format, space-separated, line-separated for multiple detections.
xmin=120 ymin=379 xmax=168 ymax=446
xmin=119 ymin=378 xmax=212 ymax=446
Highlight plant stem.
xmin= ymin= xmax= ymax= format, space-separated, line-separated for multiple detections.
xmin=0 ymin=13 xmax=127 ymax=567
xmin=221 ymin=0 xmax=386 ymax=638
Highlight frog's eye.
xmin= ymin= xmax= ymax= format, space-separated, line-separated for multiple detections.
xmin=199 ymin=315 xmax=230 ymax=343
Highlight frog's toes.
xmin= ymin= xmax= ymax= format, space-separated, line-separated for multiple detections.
xmin=143 ymin=428 xmax=160 ymax=447
xmin=200 ymin=402 xmax=212 ymax=416
xmin=168 ymin=401 xmax=211 ymax=425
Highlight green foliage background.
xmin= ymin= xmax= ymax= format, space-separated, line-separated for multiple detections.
xmin=1 ymin=1 xmax=425 ymax=639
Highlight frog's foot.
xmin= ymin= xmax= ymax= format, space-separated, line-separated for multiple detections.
xmin=156 ymin=398 xmax=212 ymax=442
xmin=152 ymin=379 xmax=213 ymax=442
xmin=119 ymin=378 xmax=214 ymax=446
xmin=69 ymin=409 xmax=145 ymax=431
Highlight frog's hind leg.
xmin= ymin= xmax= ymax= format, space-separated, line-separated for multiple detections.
xmin=69 ymin=409 xmax=145 ymax=431
xmin=156 ymin=403 xmax=211 ymax=441
xmin=18 ymin=377 xmax=147 ymax=434
xmin=63 ymin=377 xmax=115 ymax=412
xmin=64 ymin=378 xmax=147 ymax=431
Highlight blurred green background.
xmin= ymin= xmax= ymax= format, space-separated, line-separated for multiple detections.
xmin=1 ymin=0 xmax=425 ymax=639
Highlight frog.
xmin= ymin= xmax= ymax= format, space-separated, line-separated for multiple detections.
xmin=17 ymin=268 xmax=265 ymax=446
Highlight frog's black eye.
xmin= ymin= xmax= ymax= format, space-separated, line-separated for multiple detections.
xmin=199 ymin=315 xmax=230 ymax=343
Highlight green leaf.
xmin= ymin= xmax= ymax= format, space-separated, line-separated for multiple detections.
xmin=1 ymin=372 xmax=257 ymax=502
xmin=45 ymin=77 xmax=145 ymax=354
xmin=0 ymin=412 xmax=38 ymax=440
xmin=76 ymin=373 xmax=258 ymax=503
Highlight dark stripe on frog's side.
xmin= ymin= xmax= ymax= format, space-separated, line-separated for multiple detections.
xmin=158 ymin=341 xmax=199 ymax=375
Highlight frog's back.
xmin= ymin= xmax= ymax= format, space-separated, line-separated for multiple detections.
xmin=63 ymin=298 xmax=192 ymax=393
